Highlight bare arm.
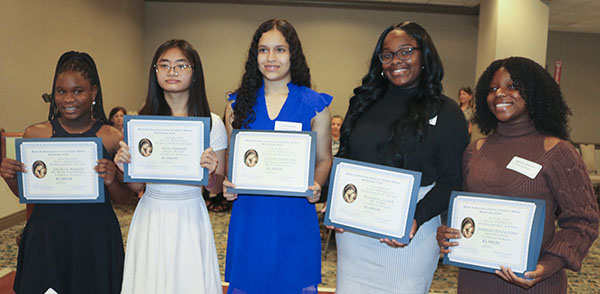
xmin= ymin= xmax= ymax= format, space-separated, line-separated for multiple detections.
xmin=202 ymin=148 xmax=226 ymax=194
xmin=306 ymin=107 xmax=333 ymax=203
xmin=113 ymin=140 xmax=146 ymax=193
xmin=0 ymin=123 xmax=51 ymax=197
xmin=99 ymin=126 xmax=136 ymax=204
xmin=222 ymin=101 xmax=238 ymax=201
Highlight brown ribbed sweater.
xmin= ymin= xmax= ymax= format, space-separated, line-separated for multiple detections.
xmin=457 ymin=120 xmax=599 ymax=294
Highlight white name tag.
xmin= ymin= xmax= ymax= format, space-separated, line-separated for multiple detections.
xmin=274 ymin=121 xmax=302 ymax=131
xmin=506 ymin=156 xmax=542 ymax=179
xmin=429 ymin=115 xmax=438 ymax=126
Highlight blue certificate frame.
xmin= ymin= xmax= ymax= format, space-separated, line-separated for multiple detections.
xmin=443 ymin=191 xmax=545 ymax=278
xmin=123 ymin=115 xmax=210 ymax=185
xmin=16 ymin=137 xmax=105 ymax=204
xmin=227 ymin=129 xmax=316 ymax=197
xmin=324 ymin=157 xmax=422 ymax=244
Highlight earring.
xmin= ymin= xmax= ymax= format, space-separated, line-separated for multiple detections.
xmin=422 ymin=65 xmax=425 ymax=70
xmin=92 ymin=100 xmax=96 ymax=105
xmin=381 ymin=71 xmax=385 ymax=77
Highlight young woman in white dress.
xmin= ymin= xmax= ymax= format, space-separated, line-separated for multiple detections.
xmin=114 ymin=39 xmax=227 ymax=294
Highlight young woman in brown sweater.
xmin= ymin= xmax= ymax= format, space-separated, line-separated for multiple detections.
xmin=436 ymin=56 xmax=599 ymax=293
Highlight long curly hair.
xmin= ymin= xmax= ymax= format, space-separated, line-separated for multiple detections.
xmin=474 ymin=57 xmax=570 ymax=140
xmin=48 ymin=51 xmax=109 ymax=124
xmin=231 ymin=18 xmax=311 ymax=129
xmin=140 ymin=39 xmax=211 ymax=121
xmin=337 ymin=21 xmax=444 ymax=168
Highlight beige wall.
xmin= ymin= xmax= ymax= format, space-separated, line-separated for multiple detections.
xmin=1 ymin=2 xmax=598 ymax=219
xmin=144 ymin=2 xmax=479 ymax=118
xmin=0 ymin=0 xmax=146 ymax=133
xmin=0 ymin=0 xmax=146 ymax=218
xmin=547 ymin=31 xmax=600 ymax=143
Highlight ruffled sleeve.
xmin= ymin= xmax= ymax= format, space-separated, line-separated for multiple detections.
xmin=289 ymin=83 xmax=332 ymax=116
xmin=228 ymin=92 xmax=238 ymax=108
xmin=539 ymin=141 xmax=599 ymax=278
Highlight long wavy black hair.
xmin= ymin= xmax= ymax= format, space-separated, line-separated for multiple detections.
xmin=48 ymin=51 xmax=109 ymax=124
xmin=337 ymin=21 xmax=444 ymax=168
xmin=140 ymin=39 xmax=211 ymax=121
xmin=231 ymin=18 xmax=311 ymax=129
xmin=474 ymin=57 xmax=570 ymax=140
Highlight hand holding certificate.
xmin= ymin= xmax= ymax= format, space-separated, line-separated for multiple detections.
xmin=324 ymin=158 xmax=422 ymax=244
xmin=441 ymin=191 xmax=545 ymax=277
xmin=15 ymin=138 xmax=105 ymax=203
xmin=123 ymin=115 xmax=210 ymax=185
xmin=227 ymin=130 xmax=316 ymax=197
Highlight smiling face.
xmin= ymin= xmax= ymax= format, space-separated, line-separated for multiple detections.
xmin=257 ymin=29 xmax=292 ymax=84
xmin=486 ymin=67 xmax=529 ymax=124
xmin=381 ymin=29 xmax=422 ymax=88
xmin=54 ymin=71 xmax=97 ymax=121
xmin=331 ymin=117 xmax=342 ymax=138
xmin=156 ymin=47 xmax=193 ymax=94
xmin=459 ymin=90 xmax=472 ymax=105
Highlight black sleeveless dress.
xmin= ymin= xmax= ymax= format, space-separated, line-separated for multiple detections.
xmin=13 ymin=119 xmax=124 ymax=294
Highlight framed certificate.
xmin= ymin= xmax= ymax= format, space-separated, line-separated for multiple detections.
xmin=16 ymin=138 xmax=104 ymax=204
xmin=227 ymin=129 xmax=316 ymax=197
xmin=123 ymin=115 xmax=210 ymax=185
xmin=324 ymin=157 xmax=422 ymax=243
xmin=443 ymin=191 xmax=545 ymax=277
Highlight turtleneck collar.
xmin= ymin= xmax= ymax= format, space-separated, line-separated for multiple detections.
xmin=496 ymin=119 xmax=537 ymax=138
xmin=385 ymin=82 xmax=420 ymax=100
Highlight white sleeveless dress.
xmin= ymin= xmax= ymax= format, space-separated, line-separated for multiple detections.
xmin=121 ymin=113 xmax=227 ymax=294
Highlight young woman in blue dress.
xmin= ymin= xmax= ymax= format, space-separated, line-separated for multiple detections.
xmin=222 ymin=18 xmax=333 ymax=294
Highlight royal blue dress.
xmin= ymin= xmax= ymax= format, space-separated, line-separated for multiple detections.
xmin=225 ymin=83 xmax=332 ymax=294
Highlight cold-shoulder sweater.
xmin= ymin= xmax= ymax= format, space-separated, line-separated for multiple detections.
xmin=457 ymin=120 xmax=599 ymax=293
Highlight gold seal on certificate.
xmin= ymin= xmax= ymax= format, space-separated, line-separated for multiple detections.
xmin=324 ymin=158 xmax=422 ymax=243
xmin=443 ymin=191 xmax=545 ymax=276
xmin=227 ymin=130 xmax=316 ymax=197
xmin=123 ymin=115 xmax=210 ymax=185
xmin=16 ymin=138 xmax=104 ymax=203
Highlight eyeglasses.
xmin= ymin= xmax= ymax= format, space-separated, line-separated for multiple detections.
xmin=378 ymin=47 xmax=421 ymax=64
xmin=154 ymin=64 xmax=193 ymax=74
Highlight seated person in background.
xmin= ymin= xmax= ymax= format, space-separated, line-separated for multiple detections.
xmin=109 ymin=106 xmax=127 ymax=132
xmin=331 ymin=114 xmax=343 ymax=156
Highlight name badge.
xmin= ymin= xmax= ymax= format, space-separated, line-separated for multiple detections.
xmin=506 ymin=156 xmax=542 ymax=179
xmin=274 ymin=121 xmax=302 ymax=131
xmin=429 ymin=115 xmax=438 ymax=126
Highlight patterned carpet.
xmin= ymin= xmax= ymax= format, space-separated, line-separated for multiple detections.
xmin=0 ymin=202 xmax=599 ymax=293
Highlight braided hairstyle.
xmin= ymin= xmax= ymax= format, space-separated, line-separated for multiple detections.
xmin=231 ymin=18 xmax=311 ymax=129
xmin=48 ymin=51 xmax=109 ymax=124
